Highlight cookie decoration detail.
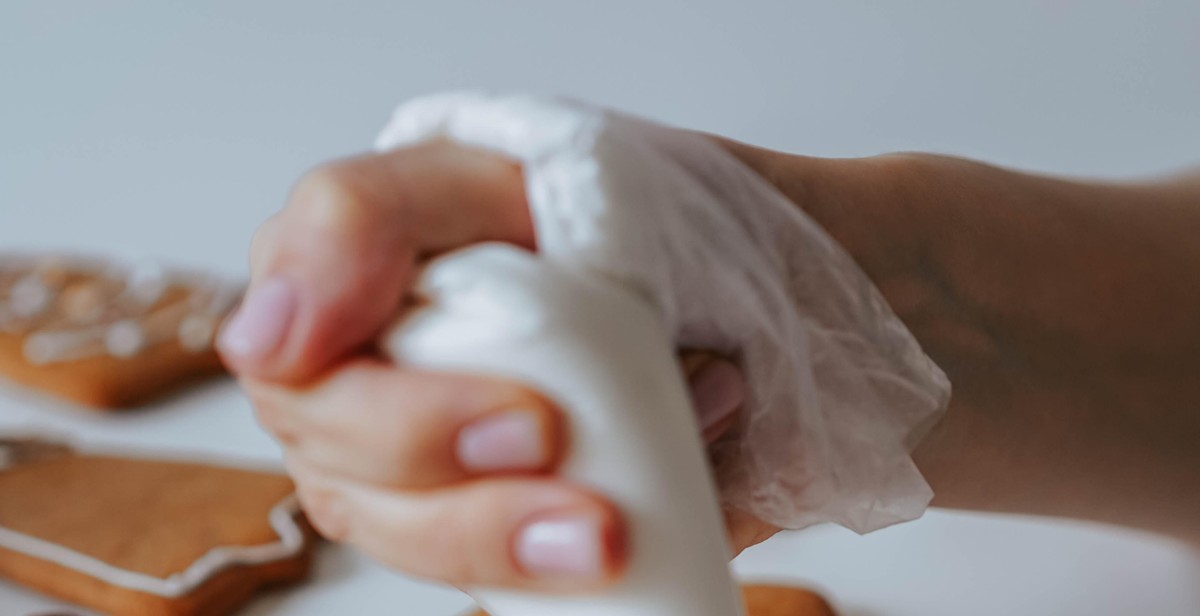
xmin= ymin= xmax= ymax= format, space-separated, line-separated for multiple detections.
xmin=0 ymin=255 xmax=241 ymax=408
xmin=0 ymin=436 xmax=316 ymax=616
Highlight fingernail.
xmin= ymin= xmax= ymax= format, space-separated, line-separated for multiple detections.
xmin=514 ymin=512 xmax=605 ymax=579
xmin=688 ymin=359 xmax=745 ymax=431
xmin=457 ymin=412 xmax=545 ymax=472
xmin=218 ymin=277 xmax=297 ymax=362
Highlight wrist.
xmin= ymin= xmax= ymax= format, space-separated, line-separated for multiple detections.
xmin=736 ymin=146 xmax=1052 ymax=512
xmin=731 ymin=148 xmax=943 ymax=323
xmin=778 ymin=149 xmax=1200 ymax=539
xmin=717 ymin=142 xmax=928 ymax=284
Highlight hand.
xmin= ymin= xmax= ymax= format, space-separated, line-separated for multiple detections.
xmin=219 ymin=141 xmax=774 ymax=591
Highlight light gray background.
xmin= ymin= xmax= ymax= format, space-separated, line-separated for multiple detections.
xmin=2 ymin=2 xmax=1199 ymax=615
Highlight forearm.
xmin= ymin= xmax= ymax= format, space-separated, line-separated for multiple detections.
xmin=749 ymin=147 xmax=1200 ymax=541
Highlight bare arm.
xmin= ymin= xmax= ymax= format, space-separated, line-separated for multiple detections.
xmin=729 ymin=145 xmax=1200 ymax=543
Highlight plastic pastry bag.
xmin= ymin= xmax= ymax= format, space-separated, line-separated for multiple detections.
xmin=375 ymin=92 xmax=951 ymax=533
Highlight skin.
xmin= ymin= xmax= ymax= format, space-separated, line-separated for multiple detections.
xmin=725 ymin=148 xmax=1200 ymax=544
xmin=220 ymin=136 xmax=1200 ymax=594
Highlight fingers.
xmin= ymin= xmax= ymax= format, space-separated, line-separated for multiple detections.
xmin=681 ymin=353 xmax=747 ymax=443
xmin=248 ymin=358 xmax=624 ymax=589
xmin=723 ymin=506 xmax=781 ymax=556
xmin=289 ymin=458 xmax=626 ymax=590
xmin=247 ymin=353 xmax=742 ymax=489
xmin=243 ymin=347 xmax=744 ymax=590
xmin=686 ymin=353 xmax=767 ymax=554
xmin=219 ymin=141 xmax=534 ymax=384
xmin=222 ymin=133 xmax=754 ymax=590
xmin=246 ymin=359 xmax=564 ymax=488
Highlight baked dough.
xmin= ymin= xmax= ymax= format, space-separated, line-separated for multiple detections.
xmin=0 ymin=437 xmax=316 ymax=616
xmin=0 ymin=255 xmax=237 ymax=409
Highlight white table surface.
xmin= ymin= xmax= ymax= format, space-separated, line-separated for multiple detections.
xmin=2 ymin=2 xmax=1198 ymax=615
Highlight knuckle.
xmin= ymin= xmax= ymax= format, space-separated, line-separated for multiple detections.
xmin=247 ymin=389 xmax=303 ymax=445
xmin=288 ymin=164 xmax=376 ymax=238
xmin=247 ymin=213 xmax=282 ymax=268
xmin=362 ymin=406 xmax=437 ymax=478
xmin=252 ymin=399 xmax=300 ymax=446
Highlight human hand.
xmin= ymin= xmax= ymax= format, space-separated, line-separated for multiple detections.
xmin=218 ymin=140 xmax=775 ymax=591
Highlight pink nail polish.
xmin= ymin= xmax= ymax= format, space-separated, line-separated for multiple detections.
xmin=457 ymin=412 xmax=545 ymax=472
xmin=688 ymin=360 xmax=745 ymax=430
xmin=514 ymin=513 xmax=604 ymax=579
xmin=217 ymin=277 xmax=297 ymax=362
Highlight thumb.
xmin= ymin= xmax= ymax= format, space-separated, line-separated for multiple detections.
xmin=219 ymin=141 xmax=533 ymax=383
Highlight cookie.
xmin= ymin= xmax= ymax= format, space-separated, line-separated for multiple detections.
xmin=0 ymin=255 xmax=240 ymax=409
xmin=0 ymin=437 xmax=316 ymax=616
xmin=467 ymin=583 xmax=837 ymax=616
xmin=740 ymin=584 xmax=837 ymax=616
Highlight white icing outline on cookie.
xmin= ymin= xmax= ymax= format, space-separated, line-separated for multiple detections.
xmin=0 ymin=495 xmax=305 ymax=599
xmin=0 ymin=440 xmax=308 ymax=599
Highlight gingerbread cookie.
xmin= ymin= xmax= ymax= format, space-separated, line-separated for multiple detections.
xmin=0 ymin=437 xmax=316 ymax=616
xmin=740 ymin=584 xmax=837 ymax=616
xmin=0 ymin=255 xmax=240 ymax=408
xmin=467 ymin=584 xmax=837 ymax=616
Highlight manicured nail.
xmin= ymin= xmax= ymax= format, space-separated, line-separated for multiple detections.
xmin=457 ymin=412 xmax=545 ymax=472
xmin=688 ymin=359 xmax=745 ymax=431
xmin=217 ymin=277 xmax=297 ymax=362
xmin=514 ymin=512 xmax=605 ymax=579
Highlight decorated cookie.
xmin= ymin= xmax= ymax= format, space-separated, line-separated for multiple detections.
xmin=467 ymin=584 xmax=837 ymax=616
xmin=0 ymin=437 xmax=316 ymax=616
xmin=0 ymin=255 xmax=240 ymax=408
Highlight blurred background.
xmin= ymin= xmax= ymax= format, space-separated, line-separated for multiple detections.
xmin=2 ymin=2 xmax=1198 ymax=614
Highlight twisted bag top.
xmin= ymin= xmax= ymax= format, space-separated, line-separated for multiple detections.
xmin=375 ymin=92 xmax=951 ymax=533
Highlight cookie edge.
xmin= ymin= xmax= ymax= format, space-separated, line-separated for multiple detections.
xmin=0 ymin=493 xmax=307 ymax=598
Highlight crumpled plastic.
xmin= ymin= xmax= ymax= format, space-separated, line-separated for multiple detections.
xmin=374 ymin=92 xmax=951 ymax=534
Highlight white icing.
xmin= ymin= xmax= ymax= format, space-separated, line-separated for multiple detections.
xmin=0 ymin=442 xmax=306 ymax=599
xmin=23 ymin=326 xmax=111 ymax=365
xmin=104 ymin=320 xmax=146 ymax=358
xmin=384 ymin=246 xmax=744 ymax=616
xmin=125 ymin=261 xmax=167 ymax=306
xmin=0 ymin=256 xmax=242 ymax=364
xmin=177 ymin=315 xmax=216 ymax=352
xmin=9 ymin=276 xmax=51 ymax=318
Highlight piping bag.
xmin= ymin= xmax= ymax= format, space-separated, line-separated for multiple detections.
xmin=375 ymin=92 xmax=951 ymax=616
xmin=383 ymin=243 xmax=745 ymax=616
